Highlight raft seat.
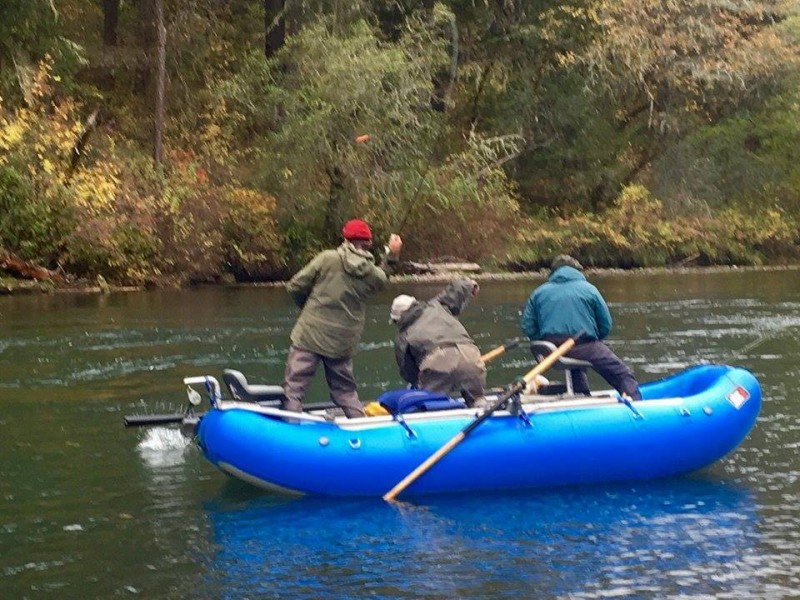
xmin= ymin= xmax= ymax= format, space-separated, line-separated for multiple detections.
xmin=223 ymin=369 xmax=285 ymax=403
xmin=529 ymin=340 xmax=593 ymax=396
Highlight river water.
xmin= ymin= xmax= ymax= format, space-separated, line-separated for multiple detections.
xmin=0 ymin=270 xmax=798 ymax=599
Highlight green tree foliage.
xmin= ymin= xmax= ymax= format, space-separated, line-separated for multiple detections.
xmin=649 ymin=77 xmax=800 ymax=215
xmin=0 ymin=0 xmax=799 ymax=284
xmin=216 ymin=9 xmax=520 ymax=263
xmin=445 ymin=0 xmax=799 ymax=213
xmin=564 ymin=0 xmax=800 ymax=208
xmin=0 ymin=0 xmax=86 ymax=103
xmin=443 ymin=1 xmax=607 ymax=211
xmin=581 ymin=0 xmax=798 ymax=129
xmin=218 ymin=15 xmax=447 ymax=232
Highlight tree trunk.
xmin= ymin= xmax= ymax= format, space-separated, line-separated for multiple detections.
xmin=153 ymin=0 xmax=166 ymax=166
xmin=136 ymin=0 xmax=156 ymax=49
xmin=134 ymin=0 xmax=156 ymax=95
xmin=264 ymin=0 xmax=285 ymax=58
xmin=0 ymin=252 xmax=59 ymax=282
xmin=102 ymin=0 xmax=120 ymax=46
xmin=469 ymin=62 xmax=492 ymax=129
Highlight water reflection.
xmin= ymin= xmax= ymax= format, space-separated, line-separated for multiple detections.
xmin=2 ymin=274 xmax=799 ymax=598
xmin=202 ymin=478 xmax=764 ymax=599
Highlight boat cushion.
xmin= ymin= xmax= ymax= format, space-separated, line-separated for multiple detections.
xmin=223 ymin=369 xmax=285 ymax=402
xmin=377 ymin=389 xmax=466 ymax=414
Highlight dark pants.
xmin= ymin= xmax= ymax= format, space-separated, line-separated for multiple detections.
xmin=282 ymin=345 xmax=365 ymax=418
xmin=544 ymin=337 xmax=642 ymax=401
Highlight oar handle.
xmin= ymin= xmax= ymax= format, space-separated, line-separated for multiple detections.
xmin=480 ymin=339 xmax=521 ymax=363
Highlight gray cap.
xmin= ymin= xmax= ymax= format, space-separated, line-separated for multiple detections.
xmin=551 ymin=254 xmax=583 ymax=272
xmin=390 ymin=294 xmax=416 ymax=322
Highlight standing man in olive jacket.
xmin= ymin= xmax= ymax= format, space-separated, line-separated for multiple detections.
xmin=282 ymin=219 xmax=403 ymax=418
xmin=391 ymin=277 xmax=487 ymax=408
xmin=520 ymin=254 xmax=641 ymax=400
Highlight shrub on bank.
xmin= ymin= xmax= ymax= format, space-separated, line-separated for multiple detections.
xmin=62 ymin=153 xmax=288 ymax=286
xmin=0 ymin=165 xmax=75 ymax=264
xmin=0 ymin=60 xmax=288 ymax=286
xmin=506 ymin=185 xmax=800 ymax=269
xmin=221 ymin=187 xmax=288 ymax=282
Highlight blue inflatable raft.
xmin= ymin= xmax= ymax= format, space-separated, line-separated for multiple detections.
xmin=185 ymin=364 xmax=761 ymax=497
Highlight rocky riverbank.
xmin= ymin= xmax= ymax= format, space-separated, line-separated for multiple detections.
xmin=4 ymin=262 xmax=799 ymax=296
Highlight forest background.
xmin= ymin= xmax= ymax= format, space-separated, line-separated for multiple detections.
xmin=1 ymin=0 xmax=800 ymax=287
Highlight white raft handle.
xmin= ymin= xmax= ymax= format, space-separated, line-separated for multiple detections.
xmin=184 ymin=375 xmax=222 ymax=408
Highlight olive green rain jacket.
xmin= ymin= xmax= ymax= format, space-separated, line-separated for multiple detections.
xmin=286 ymin=241 xmax=397 ymax=358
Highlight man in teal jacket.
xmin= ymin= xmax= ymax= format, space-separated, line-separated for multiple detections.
xmin=520 ymin=255 xmax=641 ymax=400
xmin=282 ymin=219 xmax=403 ymax=417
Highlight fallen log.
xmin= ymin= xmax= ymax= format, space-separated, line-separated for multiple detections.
xmin=404 ymin=261 xmax=482 ymax=275
xmin=0 ymin=252 xmax=55 ymax=281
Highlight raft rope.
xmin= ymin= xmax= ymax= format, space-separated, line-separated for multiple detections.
xmin=393 ymin=413 xmax=417 ymax=439
xmin=204 ymin=377 xmax=221 ymax=408
xmin=617 ymin=393 xmax=643 ymax=418
xmin=508 ymin=394 xmax=532 ymax=427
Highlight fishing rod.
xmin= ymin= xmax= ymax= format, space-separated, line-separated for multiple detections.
xmin=729 ymin=328 xmax=785 ymax=360
xmin=351 ymin=11 xmax=458 ymax=238
xmin=394 ymin=9 xmax=459 ymax=235
xmin=395 ymin=120 xmax=448 ymax=235
xmin=734 ymin=335 xmax=771 ymax=357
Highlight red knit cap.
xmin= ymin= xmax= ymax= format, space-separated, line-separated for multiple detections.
xmin=342 ymin=219 xmax=372 ymax=241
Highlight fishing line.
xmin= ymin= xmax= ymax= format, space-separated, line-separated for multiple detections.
xmin=395 ymin=9 xmax=458 ymax=235
xmin=734 ymin=335 xmax=771 ymax=357
xmin=730 ymin=328 xmax=788 ymax=359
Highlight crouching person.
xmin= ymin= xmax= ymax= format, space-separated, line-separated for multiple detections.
xmin=390 ymin=278 xmax=488 ymax=409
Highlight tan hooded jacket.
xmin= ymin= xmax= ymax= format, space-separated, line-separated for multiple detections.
xmin=393 ymin=277 xmax=477 ymax=385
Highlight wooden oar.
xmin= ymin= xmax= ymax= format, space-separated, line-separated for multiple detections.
xmin=123 ymin=399 xmax=339 ymax=427
xmin=480 ymin=339 xmax=520 ymax=363
xmin=382 ymin=333 xmax=581 ymax=502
